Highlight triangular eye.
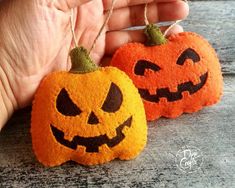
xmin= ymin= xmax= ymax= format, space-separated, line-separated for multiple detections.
xmin=134 ymin=60 xmax=161 ymax=76
xmin=56 ymin=88 xmax=82 ymax=116
xmin=177 ymin=48 xmax=200 ymax=65
xmin=102 ymin=83 xmax=123 ymax=113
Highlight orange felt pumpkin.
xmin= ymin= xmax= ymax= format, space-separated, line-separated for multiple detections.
xmin=31 ymin=47 xmax=147 ymax=166
xmin=110 ymin=24 xmax=223 ymax=121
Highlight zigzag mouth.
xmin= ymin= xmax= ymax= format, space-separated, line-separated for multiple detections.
xmin=50 ymin=117 xmax=132 ymax=153
xmin=138 ymin=72 xmax=208 ymax=103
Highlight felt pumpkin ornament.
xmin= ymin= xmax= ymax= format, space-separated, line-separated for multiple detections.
xmin=31 ymin=47 xmax=147 ymax=166
xmin=110 ymin=24 xmax=223 ymax=121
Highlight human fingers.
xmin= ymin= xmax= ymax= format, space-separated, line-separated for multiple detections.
xmin=108 ymin=0 xmax=188 ymax=31
xmin=105 ymin=24 xmax=183 ymax=55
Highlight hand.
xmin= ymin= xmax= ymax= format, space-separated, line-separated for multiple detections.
xmin=0 ymin=0 xmax=189 ymax=128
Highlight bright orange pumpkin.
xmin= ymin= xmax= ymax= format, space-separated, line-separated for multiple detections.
xmin=110 ymin=24 xmax=223 ymax=121
xmin=31 ymin=47 xmax=147 ymax=166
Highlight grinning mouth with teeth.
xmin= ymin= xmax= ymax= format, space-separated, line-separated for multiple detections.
xmin=138 ymin=72 xmax=208 ymax=103
xmin=50 ymin=117 xmax=132 ymax=153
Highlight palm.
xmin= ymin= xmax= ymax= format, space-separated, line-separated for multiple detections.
xmin=1 ymin=0 xmax=106 ymax=107
xmin=0 ymin=0 xmax=188 ymax=108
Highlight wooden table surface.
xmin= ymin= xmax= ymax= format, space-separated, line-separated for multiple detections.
xmin=0 ymin=1 xmax=235 ymax=187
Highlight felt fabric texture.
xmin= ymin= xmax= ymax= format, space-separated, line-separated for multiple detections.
xmin=144 ymin=24 xmax=167 ymax=46
xmin=70 ymin=47 xmax=98 ymax=74
xmin=110 ymin=32 xmax=223 ymax=121
xmin=31 ymin=67 xmax=147 ymax=167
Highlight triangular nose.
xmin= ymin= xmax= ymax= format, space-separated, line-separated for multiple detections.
xmin=88 ymin=111 xmax=99 ymax=124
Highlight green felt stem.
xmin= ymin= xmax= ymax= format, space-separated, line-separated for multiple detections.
xmin=144 ymin=24 xmax=167 ymax=46
xmin=69 ymin=47 xmax=98 ymax=74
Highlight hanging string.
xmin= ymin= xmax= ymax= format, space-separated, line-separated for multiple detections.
xmin=163 ymin=0 xmax=189 ymax=37
xmin=144 ymin=3 xmax=149 ymax=25
xmin=89 ymin=0 xmax=117 ymax=54
xmin=70 ymin=8 xmax=78 ymax=48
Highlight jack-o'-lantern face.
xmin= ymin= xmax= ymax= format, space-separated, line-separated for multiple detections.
xmin=136 ymin=48 xmax=208 ymax=103
xmin=52 ymin=82 xmax=131 ymax=153
xmin=31 ymin=66 xmax=147 ymax=166
xmin=111 ymin=32 xmax=223 ymax=120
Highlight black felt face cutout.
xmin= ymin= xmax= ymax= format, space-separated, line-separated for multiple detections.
xmin=51 ymin=82 xmax=132 ymax=153
xmin=102 ymin=83 xmax=123 ymax=112
xmin=50 ymin=117 xmax=132 ymax=152
xmin=176 ymin=48 xmax=201 ymax=65
xmin=135 ymin=48 xmax=208 ymax=103
xmin=56 ymin=88 xmax=82 ymax=116
xmin=134 ymin=60 xmax=161 ymax=76
xmin=56 ymin=83 xmax=123 ymax=118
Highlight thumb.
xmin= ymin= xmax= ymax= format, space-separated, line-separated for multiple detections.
xmin=54 ymin=0 xmax=92 ymax=11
